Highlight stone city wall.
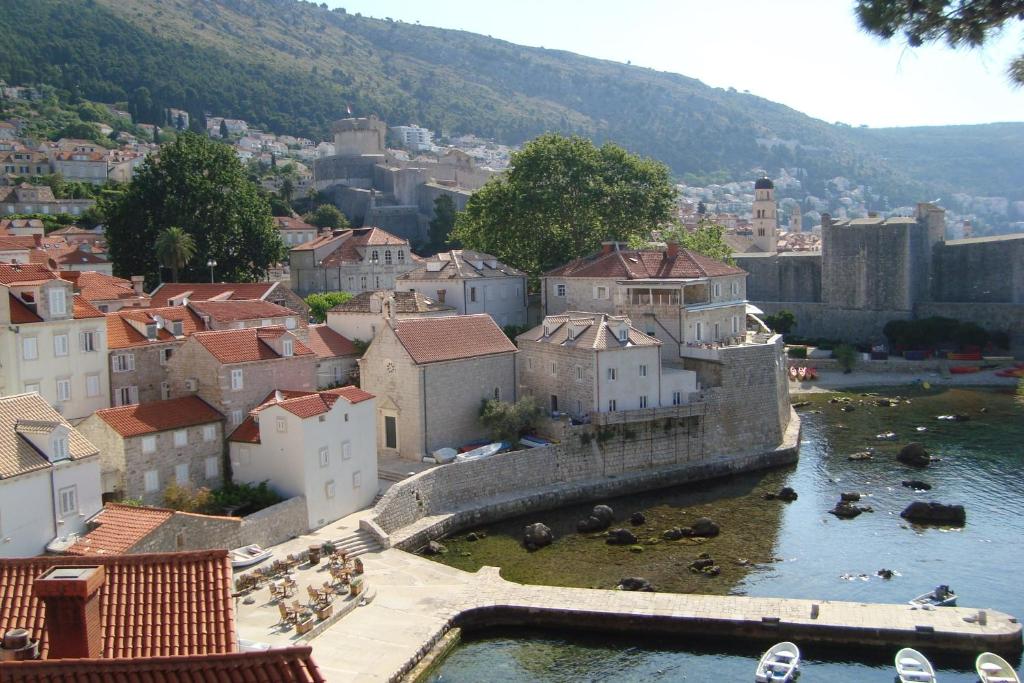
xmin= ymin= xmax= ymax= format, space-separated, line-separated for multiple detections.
xmin=735 ymin=253 xmax=822 ymax=304
xmin=365 ymin=339 xmax=796 ymax=549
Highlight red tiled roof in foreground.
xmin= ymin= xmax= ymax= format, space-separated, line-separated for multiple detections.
xmin=545 ymin=246 xmax=745 ymax=279
xmin=73 ymin=294 xmax=104 ymax=319
xmin=0 ymin=647 xmax=326 ymax=683
xmin=393 ymin=314 xmax=517 ymax=364
xmin=66 ymin=504 xmax=175 ymax=556
xmin=148 ymin=282 xmax=278 ymax=307
xmin=92 ymin=396 xmax=223 ymax=438
xmin=0 ymin=550 xmax=236 ymax=659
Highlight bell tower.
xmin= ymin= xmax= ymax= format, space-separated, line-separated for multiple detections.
xmin=752 ymin=175 xmax=777 ymax=252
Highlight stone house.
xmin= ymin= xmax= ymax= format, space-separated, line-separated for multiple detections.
xmin=0 ymin=149 xmax=50 ymax=177
xmin=516 ymin=312 xmax=697 ymax=419
xmin=166 ymin=326 xmax=317 ymax=429
xmin=359 ymin=314 xmax=518 ymax=460
xmin=0 ymin=392 xmax=103 ymax=557
xmin=229 ymin=386 xmax=377 ymax=528
xmin=304 ymin=323 xmax=360 ymax=388
xmin=79 ymin=396 xmax=225 ymax=505
xmin=543 ymin=242 xmax=748 ymax=362
xmin=51 ymin=149 xmax=109 ymax=184
xmin=397 ymin=249 xmax=528 ymax=327
xmin=188 ymin=299 xmax=307 ymax=334
xmin=289 ymin=226 xmax=420 ymax=296
xmin=147 ymin=280 xmax=308 ymax=318
xmin=325 ymin=289 xmax=454 ymax=344
xmin=0 ymin=264 xmax=110 ymax=420
xmin=0 ymin=182 xmax=94 ymax=216
xmin=106 ymin=305 xmax=209 ymax=406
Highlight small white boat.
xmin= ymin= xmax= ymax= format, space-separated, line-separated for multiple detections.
xmin=230 ymin=544 xmax=272 ymax=568
xmin=895 ymin=647 xmax=936 ymax=683
xmin=456 ymin=441 xmax=506 ymax=462
xmin=976 ymin=652 xmax=1021 ymax=683
xmin=910 ymin=584 xmax=957 ymax=607
xmin=754 ymin=641 xmax=800 ymax=683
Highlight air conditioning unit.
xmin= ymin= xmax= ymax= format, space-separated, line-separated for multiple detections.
xmin=184 ymin=378 xmax=198 ymax=392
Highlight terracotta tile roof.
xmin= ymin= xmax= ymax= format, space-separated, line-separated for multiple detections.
xmin=545 ymin=246 xmax=745 ymax=279
xmin=274 ymin=216 xmax=318 ymax=231
xmin=106 ymin=306 xmax=208 ymax=349
xmin=66 ymin=504 xmax=175 ymax=556
xmin=0 ymin=235 xmax=34 ymax=252
xmin=61 ymin=271 xmax=142 ymax=303
xmin=393 ymin=314 xmax=517 ymax=364
xmin=189 ymin=299 xmax=298 ymax=323
xmin=8 ymin=293 xmax=42 ymax=323
xmin=56 ymin=249 xmax=109 ymax=267
xmin=0 ymin=393 xmax=98 ymax=479
xmin=0 ymin=647 xmax=326 ymax=682
xmin=305 ymin=324 xmax=358 ymax=358
xmin=226 ymin=415 xmax=261 ymax=444
xmin=294 ymin=226 xmax=418 ymax=266
xmin=72 ymin=294 xmax=104 ymax=319
xmin=228 ymin=387 xmax=373 ymax=443
xmin=0 ymin=263 xmax=58 ymax=285
xmin=519 ymin=313 xmax=661 ymax=350
xmin=192 ymin=326 xmax=313 ymax=364
xmin=92 ymin=397 xmax=223 ymax=438
xmin=0 ymin=550 xmax=236 ymax=659
xmin=328 ymin=290 xmax=453 ymax=314
xmin=398 ymin=249 xmax=525 ymax=281
xmin=148 ymin=282 xmax=278 ymax=307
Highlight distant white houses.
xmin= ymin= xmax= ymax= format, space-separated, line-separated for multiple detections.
xmin=228 ymin=386 xmax=378 ymax=529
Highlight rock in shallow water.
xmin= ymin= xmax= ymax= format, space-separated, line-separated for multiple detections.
xmin=901 ymin=480 xmax=932 ymax=491
xmin=897 ymin=442 xmax=931 ymax=468
xmin=900 ymin=501 xmax=966 ymax=526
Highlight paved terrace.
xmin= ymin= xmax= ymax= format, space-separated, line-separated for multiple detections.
xmin=236 ymin=534 xmax=1022 ymax=683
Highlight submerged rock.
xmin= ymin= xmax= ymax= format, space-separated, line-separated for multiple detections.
xmin=901 ymin=480 xmax=932 ymax=491
xmin=848 ymin=451 xmax=874 ymax=461
xmin=877 ymin=568 xmax=895 ymax=580
xmin=840 ymin=492 xmax=862 ymax=502
xmin=900 ymin=501 xmax=966 ymax=526
xmin=523 ymin=522 xmax=553 ymax=550
xmin=897 ymin=443 xmax=931 ymax=468
xmin=617 ymin=577 xmax=654 ymax=592
xmin=606 ymin=528 xmax=638 ymax=546
xmin=776 ymin=487 xmax=798 ymax=502
xmin=829 ymin=501 xmax=867 ymax=519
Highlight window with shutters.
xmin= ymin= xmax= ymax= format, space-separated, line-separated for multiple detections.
xmin=117 ymin=386 xmax=138 ymax=406
xmin=341 ymin=441 xmax=352 ymax=460
xmin=48 ymin=287 xmax=66 ymax=315
xmin=282 ymin=339 xmax=293 ymax=357
xmin=56 ymin=378 xmax=71 ymax=402
xmin=325 ymin=480 xmax=336 ymax=498
xmin=230 ymin=368 xmax=244 ymax=390
xmin=142 ymin=435 xmax=156 ymax=454
xmin=175 ymin=463 xmax=189 ymax=485
xmin=672 ymin=391 xmax=682 ymax=405
xmin=205 ymin=457 xmax=219 ymax=479
xmin=276 ymin=416 xmax=287 ymax=433
xmin=58 ymin=486 xmax=77 ymax=515
xmin=352 ymin=471 xmax=362 ymax=489
xmin=555 ymin=283 xmax=566 ymax=297
xmin=608 ymin=399 xmax=617 ymax=411
xmin=86 ymin=374 xmax=100 ymax=397
xmin=113 ymin=353 xmax=135 ymax=372
xmin=80 ymin=330 xmax=97 ymax=352
xmin=607 ymin=368 xmax=617 ymax=381
xmin=21 ymin=337 xmax=38 ymax=361
xmin=639 ymin=395 xmax=648 ymax=408
xmin=319 ymin=446 xmax=329 ymax=468
xmin=173 ymin=430 xmax=188 ymax=447
xmin=639 ymin=364 xmax=647 ymax=377
xmin=203 ymin=425 xmax=216 ymax=442
xmin=53 ymin=333 xmax=69 ymax=357
xmin=144 ymin=469 xmax=159 ymax=492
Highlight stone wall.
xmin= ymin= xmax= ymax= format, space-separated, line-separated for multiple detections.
xmin=736 ymin=252 xmax=821 ymax=303
xmin=108 ymin=342 xmax=176 ymax=406
xmin=127 ymin=496 xmax=308 ymax=553
xmin=366 ymin=339 xmax=795 ymax=548
xmin=932 ymin=236 xmax=1024 ymax=304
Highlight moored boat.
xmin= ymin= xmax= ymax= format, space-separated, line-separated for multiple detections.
xmin=949 ymin=365 xmax=980 ymax=374
xmin=754 ymin=641 xmax=800 ymax=682
xmin=230 ymin=544 xmax=272 ymax=568
xmin=895 ymin=647 xmax=936 ymax=683
xmin=909 ymin=584 xmax=957 ymax=607
xmin=976 ymin=652 xmax=1021 ymax=683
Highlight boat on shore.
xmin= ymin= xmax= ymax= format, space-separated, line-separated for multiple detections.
xmin=230 ymin=544 xmax=272 ymax=568
xmin=976 ymin=652 xmax=1021 ymax=683
xmin=754 ymin=641 xmax=800 ymax=682
xmin=910 ymin=584 xmax=957 ymax=607
xmin=895 ymin=647 xmax=936 ymax=683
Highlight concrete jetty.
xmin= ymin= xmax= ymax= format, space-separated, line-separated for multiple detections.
xmin=235 ymin=525 xmax=1022 ymax=683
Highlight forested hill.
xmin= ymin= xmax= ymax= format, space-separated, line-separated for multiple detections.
xmin=1 ymin=0 xmax=1021 ymax=206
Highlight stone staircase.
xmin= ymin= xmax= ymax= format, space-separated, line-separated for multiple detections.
xmin=332 ymin=528 xmax=383 ymax=558
xmin=377 ymin=468 xmax=408 ymax=483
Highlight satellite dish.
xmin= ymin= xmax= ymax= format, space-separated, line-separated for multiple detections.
xmin=182 ymin=297 xmax=189 ymax=306
xmin=153 ymin=314 xmax=164 ymax=329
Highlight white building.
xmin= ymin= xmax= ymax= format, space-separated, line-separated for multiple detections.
xmin=0 ymin=392 xmax=103 ymax=557
xmin=516 ymin=313 xmax=697 ymax=418
xmin=396 ymin=250 xmax=528 ymax=328
xmin=325 ymin=290 xmax=454 ymax=344
xmin=391 ymin=124 xmax=435 ymax=151
xmin=0 ymin=264 xmax=111 ymax=419
xmin=228 ymin=386 xmax=378 ymax=529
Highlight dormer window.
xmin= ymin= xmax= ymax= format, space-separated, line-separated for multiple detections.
xmin=618 ymin=328 xmax=628 ymax=342
xmin=171 ymin=320 xmax=183 ymax=336
xmin=52 ymin=436 xmax=69 ymax=461
xmin=567 ymin=327 xmax=575 ymax=340
xmin=282 ymin=339 xmax=294 ymax=357
xmin=145 ymin=323 xmax=157 ymax=340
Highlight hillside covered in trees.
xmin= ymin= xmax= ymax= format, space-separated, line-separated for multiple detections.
xmin=2 ymin=0 xmax=1021 ymax=209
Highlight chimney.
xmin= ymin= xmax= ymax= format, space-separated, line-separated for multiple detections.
xmin=601 ymin=241 xmax=615 ymax=255
xmin=32 ymin=234 xmax=42 ymax=248
xmin=0 ymin=629 xmax=40 ymax=661
xmin=32 ymin=565 xmax=105 ymax=660
xmin=666 ymin=241 xmax=679 ymax=259
xmin=130 ymin=275 xmax=144 ymax=295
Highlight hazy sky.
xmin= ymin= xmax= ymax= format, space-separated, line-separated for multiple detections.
xmin=325 ymin=0 xmax=1023 ymax=128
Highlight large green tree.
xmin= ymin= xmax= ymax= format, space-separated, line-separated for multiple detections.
xmin=104 ymin=132 xmax=284 ymax=284
xmin=155 ymin=226 xmax=196 ymax=283
xmin=643 ymin=219 xmax=735 ymax=264
xmin=452 ymin=134 xmax=676 ymax=280
xmin=856 ymin=0 xmax=1024 ymax=84
xmin=428 ymin=194 xmax=459 ymax=253
xmin=304 ymin=204 xmax=349 ymax=230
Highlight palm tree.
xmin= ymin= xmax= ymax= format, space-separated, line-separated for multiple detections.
xmin=155 ymin=226 xmax=197 ymax=283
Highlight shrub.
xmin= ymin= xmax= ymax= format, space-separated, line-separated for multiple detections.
xmin=305 ymin=291 xmax=353 ymax=323
xmin=161 ymin=483 xmax=214 ymax=513
xmin=787 ymin=346 xmax=808 ymax=359
xmin=209 ymin=481 xmax=282 ymax=515
xmin=764 ymin=309 xmax=797 ymax=335
xmin=834 ymin=344 xmax=858 ymax=374
xmin=479 ymin=395 xmax=543 ymax=443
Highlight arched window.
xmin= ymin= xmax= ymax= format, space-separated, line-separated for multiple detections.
xmin=371 ymin=250 xmax=379 ymax=263
xmin=384 ymin=249 xmax=392 ymax=265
